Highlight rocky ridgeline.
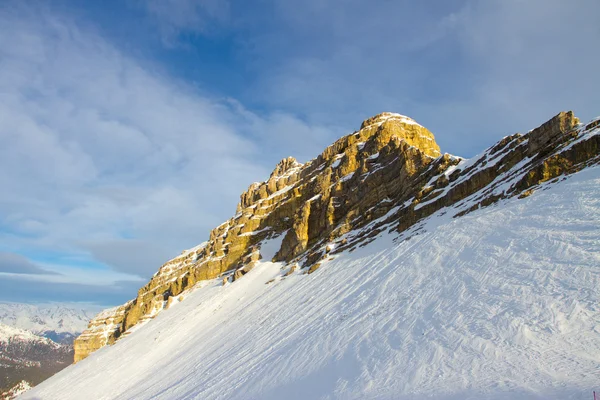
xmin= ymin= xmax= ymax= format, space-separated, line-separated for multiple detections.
xmin=74 ymin=111 xmax=600 ymax=362
xmin=73 ymin=302 xmax=131 ymax=362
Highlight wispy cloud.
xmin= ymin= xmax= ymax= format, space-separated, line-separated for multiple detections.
xmin=0 ymin=252 xmax=58 ymax=275
xmin=421 ymin=0 xmax=600 ymax=154
xmin=1 ymin=0 xmax=598 ymax=305
xmin=84 ymin=239 xmax=178 ymax=278
xmin=0 ymin=275 xmax=141 ymax=306
xmin=227 ymin=0 xmax=600 ymax=155
xmin=138 ymin=0 xmax=230 ymax=45
xmin=124 ymin=0 xmax=600 ymax=155
xmin=0 ymin=3 xmax=338 ymax=300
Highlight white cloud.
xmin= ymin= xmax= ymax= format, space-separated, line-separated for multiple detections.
xmin=2 ymin=0 xmax=598 ymax=304
xmin=0 ymin=252 xmax=57 ymax=275
xmin=0 ymin=4 xmax=338 ymax=287
xmin=124 ymin=0 xmax=600 ymax=157
xmin=223 ymin=0 xmax=600 ymax=156
xmin=140 ymin=0 xmax=230 ymax=44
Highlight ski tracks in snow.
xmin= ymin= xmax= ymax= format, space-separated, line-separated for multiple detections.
xmin=23 ymin=166 xmax=600 ymax=400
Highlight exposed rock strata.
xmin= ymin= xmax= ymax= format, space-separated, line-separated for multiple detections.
xmin=73 ymin=303 xmax=131 ymax=363
xmin=74 ymin=111 xmax=600 ymax=362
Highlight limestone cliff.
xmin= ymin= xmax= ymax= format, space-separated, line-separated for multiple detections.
xmin=74 ymin=111 xmax=600 ymax=362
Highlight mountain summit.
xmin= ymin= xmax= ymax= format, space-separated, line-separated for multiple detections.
xmin=26 ymin=111 xmax=600 ymax=399
xmin=73 ymin=110 xmax=451 ymax=360
xmin=72 ymin=111 xmax=598 ymax=363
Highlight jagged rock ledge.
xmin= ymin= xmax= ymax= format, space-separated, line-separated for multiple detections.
xmin=74 ymin=111 xmax=600 ymax=362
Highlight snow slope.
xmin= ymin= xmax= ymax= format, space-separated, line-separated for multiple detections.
xmin=23 ymin=166 xmax=600 ymax=400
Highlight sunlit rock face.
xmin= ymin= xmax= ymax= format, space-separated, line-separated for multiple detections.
xmin=74 ymin=110 xmax=600 ymax=362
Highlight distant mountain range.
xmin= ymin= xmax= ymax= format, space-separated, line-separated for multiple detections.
xmin=0 ymin=303 xmax=94 ymax=398
xmin=0 ymin=303 xmax=95 ymax=343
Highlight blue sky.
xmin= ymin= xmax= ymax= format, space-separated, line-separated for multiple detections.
xmin=1 ymin=0 xmax=599 ymax=308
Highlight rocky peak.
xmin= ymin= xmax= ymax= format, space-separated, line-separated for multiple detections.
xmin=360 ymin=112 xmax=420 ymax=129
xmin=238 ymin=156 xmax=303 ymax=210
xmin=74 ymin=110 xmax=600 ymax=363
xmin=528 ymin=110 xmax=580 ymax=154
xmin=270 ymin=156 xmax=301 ymax=179
xmin=358 ymin=112 xmax=441 ymax=158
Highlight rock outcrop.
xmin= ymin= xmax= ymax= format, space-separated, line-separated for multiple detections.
xmin=73 ymin=302 xmax=131 ymax=363
xmin=74 ymin=111 xmax=600 ymax=362
xmin=528 ymin=111 xmax=579 ymax=154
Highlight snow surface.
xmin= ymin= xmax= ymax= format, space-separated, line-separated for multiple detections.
xmin=331 ymin=154 xmax=345 ymax=169
xmin=23 ymin=166 xmax=600 ymax=400
xmin=259 ymin=233 xmax=285 ymax=261
xmin=179 ymin=242 xmax=208 ymax=258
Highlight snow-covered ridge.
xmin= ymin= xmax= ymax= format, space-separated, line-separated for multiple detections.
xmin=73 ymin=110 xmax=600 ymax=368
xmin=0 ymin=324 xmax=55 ymax=346
xmin=0 ymin=303 xmax=94 ymax=339
xmin=23 ymin=163 xmax=600 ymax=400
xmin=411 ymin=113 xmax=600 ymax=215
xmin=151 ymin=242 xmax=209 ymax=280
xmin=72 ymin=110 xmax=446 ymax=362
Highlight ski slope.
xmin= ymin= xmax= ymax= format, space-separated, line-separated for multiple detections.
xmin=23 ymin=166 xmax=600 ymax=400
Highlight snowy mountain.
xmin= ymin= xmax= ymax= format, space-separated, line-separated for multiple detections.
xmin=0 ymin=303 xmax=94 ymax=397
xmin=0 ymin=303 xmax=94 ymax=345
xmin=0 ymin=324 xmax=72 ymax=398
xmin=23 ymin=111 xmax=600 ymax=399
